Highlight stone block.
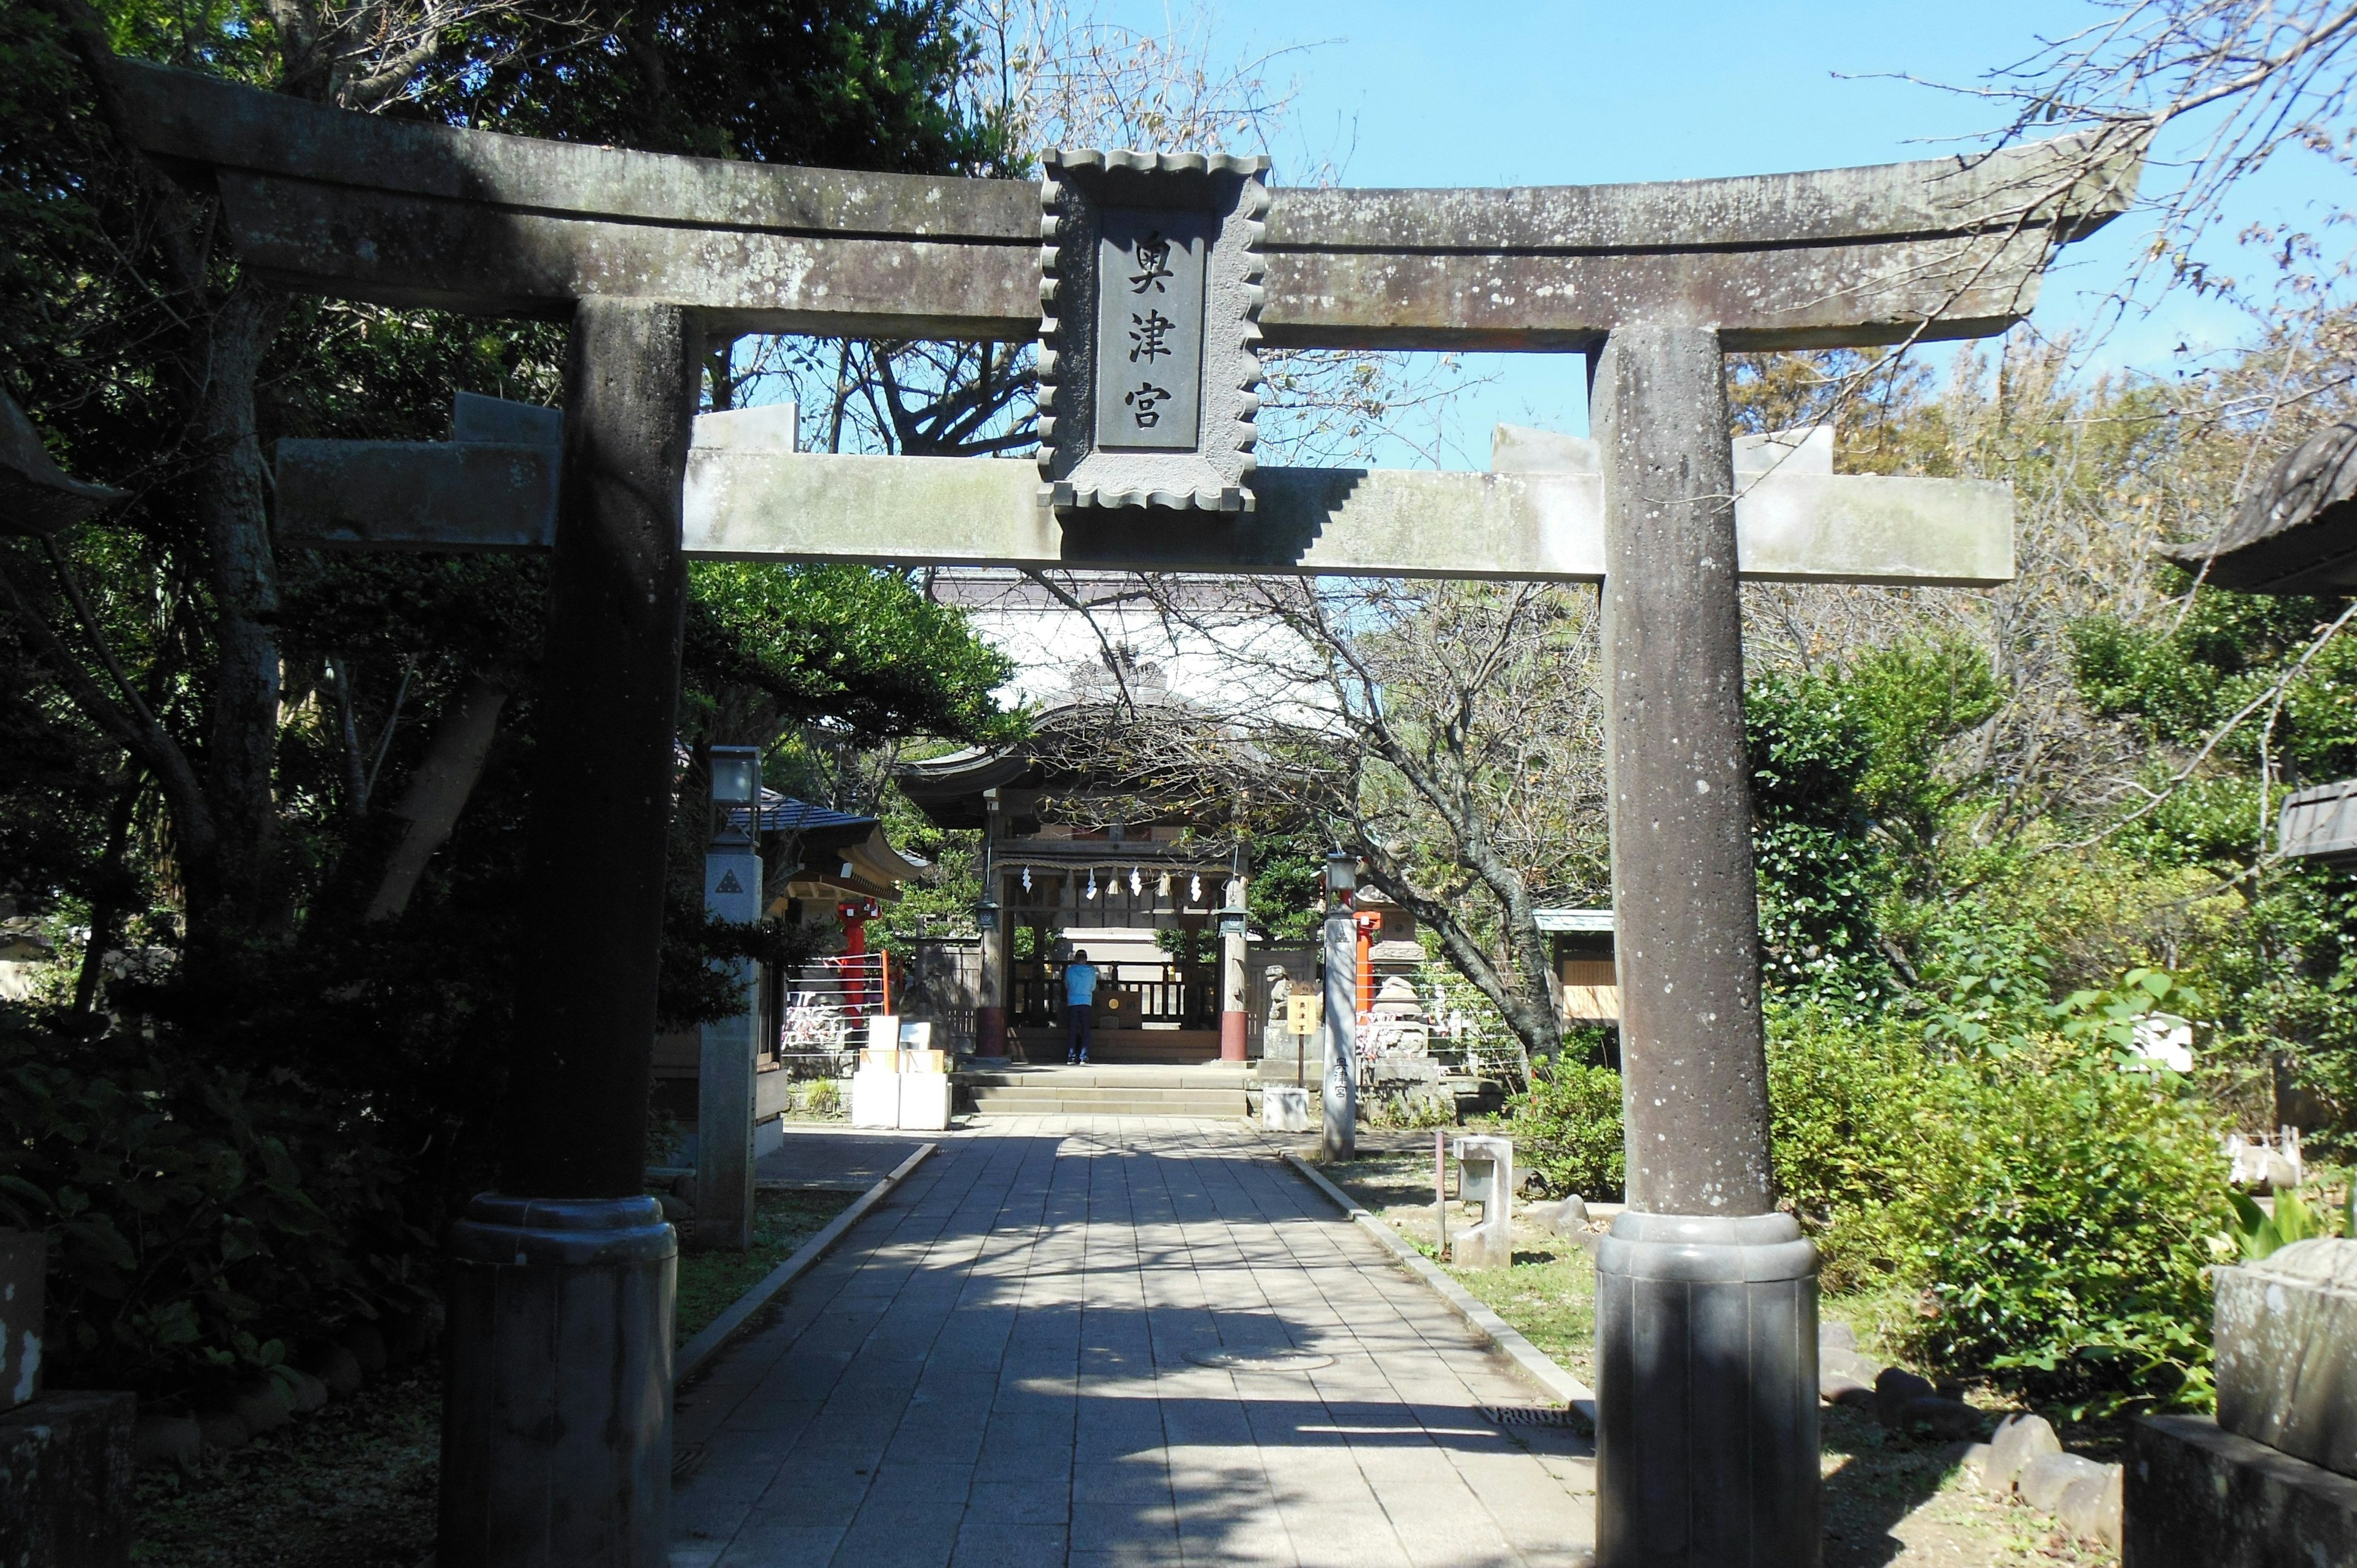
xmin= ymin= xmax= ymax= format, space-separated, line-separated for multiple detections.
xmin=309 ymin=1344 xmax=363 ymax=1398
xmin=1261 ymin=1087 xmax=1310 ymax=1134
xmin=131 ymin=1413 xmax=200 ymax=1472
xmin=2127 ymin=1413 xmax=2357 ymax=1568
xmin=1984 ymin=1412 xmax=2060 ymax=1495
xmin=1819 ymin=1319 xmax=1858 ymax=1353
xmin=342 ymin=1321 xmax=388 ymax=1373
xmin=231 ymin=1377 xmax=290 ymax=1435
xmin=195 ymin=1409 xmax=248 ymax=1453
xmin=1897 ymin=1396 xmax=1984 ymax=1440
xmin=0 ymin=1389 xmax=134 ymax=1566
xmin=1819 ymin=1346 xmax=1877 ymax=1385
xmin=2020 ymin=1451 xmax=2108 ymax=1513
xmin=2214 ymin=1237 xmax=2357 ymax=1477
xmin=282 ymin=1367 xmax=329 ymax=1414
xmin=1820 ymin=1369 xmax=1874 ymax=1405
xmin=2058 ymin=1463 xmax=2123 ymax=1549
xmin=1874 ymin=1366 xmax=1934 ymax=1427
xmin=1528 ymin=1196 xmax=1590 ymax=1236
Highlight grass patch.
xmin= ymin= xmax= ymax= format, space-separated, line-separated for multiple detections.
xmin=1319 ymin=1150 xmax=1600 ymax=1386
xmin=675 ymin=1187 xmax=857 ymax=1346
xmin=133 ymin=1364 xmax=439 ymax=1568
xmin=1446 ymin=1249 xmax=1598 ymax=1386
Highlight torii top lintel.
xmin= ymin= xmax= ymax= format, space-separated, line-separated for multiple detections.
xmin=112 ymin=60 xmax=2138 ymax=352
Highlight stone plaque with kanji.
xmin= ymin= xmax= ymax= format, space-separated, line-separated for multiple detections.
xmin=1039 ymin=149 xmax=1268 ymax=512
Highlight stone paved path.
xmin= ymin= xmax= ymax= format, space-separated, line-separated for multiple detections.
xmin=754 ymin=1127 xmax=932 ymax=1190
xmin=671 ymin=1118 xmax=1595 ymax=1568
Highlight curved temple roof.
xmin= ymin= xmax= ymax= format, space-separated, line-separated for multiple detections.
xmin=2172 ymin=423 xmax=2357 ymax=594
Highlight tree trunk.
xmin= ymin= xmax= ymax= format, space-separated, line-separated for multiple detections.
xmin=364 ymin=676 xmax=512 ymax=921
xmin=186 ymin=276 xmax=291 ymax=943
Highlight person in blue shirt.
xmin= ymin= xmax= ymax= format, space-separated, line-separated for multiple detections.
xmin=1064 ymin=949 xmax=1099 ymax=1065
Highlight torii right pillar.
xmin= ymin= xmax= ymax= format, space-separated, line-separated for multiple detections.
xmin=1591 ymin=325 xmax=1821 ymax=1567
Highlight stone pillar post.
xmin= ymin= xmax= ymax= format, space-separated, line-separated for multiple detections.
xmin=1588 ymin=324 xmax=1819 ymax=1568
xmin=1219 ymin=860 xmax=1250 ymax=1062
xmin=438 ymin=298 xmax=696 ymax=1568
xmin=1319 ymin=898 xmax=1357 ymax=1161
xmin=975 ymin=798 xmax=1007 ymax=1056
xmin=694 ymin=838 xmax=760 ymax=1251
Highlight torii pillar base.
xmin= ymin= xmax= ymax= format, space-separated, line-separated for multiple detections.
xmin=438 ymin=1196 xmax=676 ymax=1567
xmin=1593 ymin=1213 xmax=1820 ymax=1566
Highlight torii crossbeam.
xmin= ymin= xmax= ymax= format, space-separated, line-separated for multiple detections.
xmin=104 ymin=55 xmax=2138 ymax=1568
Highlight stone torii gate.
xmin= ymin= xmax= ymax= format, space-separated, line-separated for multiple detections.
xmin=105 ymin=56 xmax=2137 ymax=1568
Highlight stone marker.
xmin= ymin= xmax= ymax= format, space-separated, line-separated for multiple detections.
xmin=1985 ymin=1412 xmax=2061 ymax=1495
xmin=1449 ymin=1135 xmax=1514 ymax=1268
xmin=694 ymin=786 xmax=762 ymax=1253
xmin=2215 ymin=1237 xmax=2357 ymax=1477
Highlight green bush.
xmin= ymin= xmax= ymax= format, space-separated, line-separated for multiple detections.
xmin=0 ymin=1012 xmax=434 ymax=1405
xmin=1898 ymin=1042 xmax=2223 ymax=1410
xmin=1765 ymin=1006 xmax=1928 ymax=1290
xmin=1510 ymin=1059 xmax=1625 ymax=1200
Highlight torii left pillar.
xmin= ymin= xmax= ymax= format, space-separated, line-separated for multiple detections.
xmin=438 ymin=299 xmax=698 ymax=1568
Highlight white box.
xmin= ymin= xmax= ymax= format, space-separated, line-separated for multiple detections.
xmin=850 ymin=1067 xmax=900 ymax=1129
xmin=865 ymin=1014 xmax=900 ymax=1052
xmin=898 ymin=1019 xmax=934 ymax=1049
xmin=897 ymin=1073 xmax=952 ymax=1132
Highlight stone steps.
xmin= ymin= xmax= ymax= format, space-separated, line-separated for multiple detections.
xmin=958 ymin=1066 xmax=1251 ymax=1119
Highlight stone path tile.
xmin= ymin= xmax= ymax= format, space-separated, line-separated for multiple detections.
xmin=672 ymin=1119 xmax=1594 ymax=1567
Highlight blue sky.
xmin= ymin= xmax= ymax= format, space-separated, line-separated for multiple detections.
xmin=1102 ymin=0 xmax=2350 ymax=463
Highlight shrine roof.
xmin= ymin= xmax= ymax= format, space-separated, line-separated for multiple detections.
xmin=2170 ymin=423 xmax=2357 ymax=593
xmin=1533 ymin=908 xmax=1616 ymax=933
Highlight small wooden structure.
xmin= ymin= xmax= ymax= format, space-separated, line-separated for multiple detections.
xmin=1536 ymin=907 xmax=1619 ymax=1024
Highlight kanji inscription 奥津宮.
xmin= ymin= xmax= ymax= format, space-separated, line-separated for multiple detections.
xmin=1096 ymin=212 xmax=1209 ymax=449
xmin=1038 ymin=149 xmax=1268 ymax=512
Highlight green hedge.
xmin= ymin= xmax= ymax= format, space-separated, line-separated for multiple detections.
xmin=1502 ymin=995 xmax=2226 ymax=1409
xmin=1509 ymin=1058 xmax=1627 ymax=1202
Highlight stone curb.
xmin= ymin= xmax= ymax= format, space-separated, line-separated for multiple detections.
xmin=675 ymin=1141 xmax=935 ymax=1385
xmin=1282 ymin=1151 xmax=1596 ymax=1419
